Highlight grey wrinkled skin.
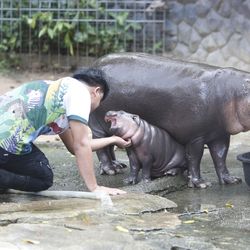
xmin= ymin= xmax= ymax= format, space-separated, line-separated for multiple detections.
xmin=105 ymin=110 xmax=186 ymax=184
xmin=89 ymin=53 xmax=249 ymax=188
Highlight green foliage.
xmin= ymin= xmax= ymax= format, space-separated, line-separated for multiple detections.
xmin=0 ymin=0 xmax=142 ymax=63
xmin=0 ymin=17 xmax=21 ymax=69
xmin=146 ymin=41 xmax=163 ymax=54
xmin=23 ymin=12 xmax=76 ymax=55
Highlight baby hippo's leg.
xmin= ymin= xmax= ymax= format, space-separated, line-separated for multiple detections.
xmin=141 ymin=157 xmax=153 ymax=182
xmin=124 ymin=148 xmax=141 ymax=185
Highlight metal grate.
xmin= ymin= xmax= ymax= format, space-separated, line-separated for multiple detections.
xmin=0 ymin=0 xmax=168 ymax=67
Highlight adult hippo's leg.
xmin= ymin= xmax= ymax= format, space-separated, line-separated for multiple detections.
xmin=186 ymin=137 xmax=211 ymax=188
xmin=95 ymin=144 xmax=127 ymax=175
xmin=89 ymin=115 xmax=127 ymax=175
xmin=207 ymin=135 xmax=241 ymax=184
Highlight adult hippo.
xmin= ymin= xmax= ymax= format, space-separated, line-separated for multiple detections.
xmin=88 ymin=53 xmax=248 ymax=188
xmin=105 ymin=110 xmax=186 ymax=184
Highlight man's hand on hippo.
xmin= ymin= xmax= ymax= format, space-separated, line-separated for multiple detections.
xmin=111 ymin=135 xmax=132 ymax=149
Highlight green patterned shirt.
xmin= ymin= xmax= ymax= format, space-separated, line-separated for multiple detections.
xmin=0 ymin=77 xmax=91 ymax=154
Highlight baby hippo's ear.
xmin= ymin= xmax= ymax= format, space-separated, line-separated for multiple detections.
xmin=132 ymin=115 xmax=140 ymax=125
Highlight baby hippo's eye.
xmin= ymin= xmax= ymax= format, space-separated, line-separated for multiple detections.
xmin=132 ymin=115 xmax=137 ymax=120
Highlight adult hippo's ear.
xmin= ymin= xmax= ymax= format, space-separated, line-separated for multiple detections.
xmin=132 ymin=115 xmax=140 ymax=125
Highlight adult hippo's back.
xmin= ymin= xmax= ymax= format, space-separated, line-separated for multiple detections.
xmin=89 ymin=53 xmax=250 ymax=187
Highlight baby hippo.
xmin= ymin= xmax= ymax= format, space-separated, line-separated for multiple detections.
xmin=105 ymin=110 xmax=186 ymax=184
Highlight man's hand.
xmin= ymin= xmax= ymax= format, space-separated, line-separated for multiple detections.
xmin=93 ymin=185 xmax=127 ymax=196
xmin=112 ymin=136 xmax=132 ymax=149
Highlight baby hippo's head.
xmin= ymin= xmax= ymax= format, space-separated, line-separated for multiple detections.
xmin=105 ymin=110 xmax=140 ymax=140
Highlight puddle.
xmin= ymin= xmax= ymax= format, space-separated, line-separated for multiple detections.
xmin=164 ymin=183 xmax=250 ymax=249
xmin=165 ymin=182 xmax=250 ymax=213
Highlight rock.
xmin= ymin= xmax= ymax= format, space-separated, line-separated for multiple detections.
xmin=189 ymin=28 xmax=201 ymax=53
xmin=221 ymin=45 xmax=231 ymax=61
xmin=238 ymin=38 xmax=250 ymax=64
xmin=0 ymin=193 xmax=180 ymax=249
xmin=178 ymin=22 xmax=192 ymax=45
xmin=206 ymin=50 xmax=225 ymax=66
xmin=211 ymin=32 xmax=227 ymax=48
xmin=196 ymin=0 xmax=212 ymax=17
xmin=112 ymin=193 xmax=177 ymax=215
xmin=174 ymin=43 xmax=190 ymax=58
xmin=201 ymin=35 xmax=217 ymax=53
xmin=227 ymin=33 xmax=242 ymax=58
xmin=218 ymin=1 xmax=232 ymax=18
xmin=190 ymin=47 xmax=208 ymax=61
xmin=207 ymin=9 xmax=223 ymax=33
xmin=168 ymin=1 xmax=184 ymax=24
xmin=193 ymin=18 xmax=210 ymax=37
xmin=184 ymin=3 xmax=197 ymax=25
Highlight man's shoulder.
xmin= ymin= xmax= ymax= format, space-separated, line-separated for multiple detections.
xmin=60 ymin=77 xmax=81 ymax=85
xmin=60 ymin=77 xmax=89 ymax=94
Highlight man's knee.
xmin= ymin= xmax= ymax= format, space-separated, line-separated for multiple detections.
xmin=43 ymin=168 xmax=53 ymax=190
xmin=25 ymin=162 xmax=54 ymax=192
xmin=38 ymin=164 xmax=54 ymax=191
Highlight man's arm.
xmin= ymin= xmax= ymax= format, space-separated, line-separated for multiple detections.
xmin=60 ymin=120 xmax=127 ymax=195
xmin=69 ymin=120 xmax=97 ymax=191
xmin=59 ymin=127 xmax=131 ymax=154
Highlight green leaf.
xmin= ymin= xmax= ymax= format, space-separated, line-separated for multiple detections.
xmin=55 ymin=22 xmax=63 ymax=32
xmin=64 ymin=32 xmax=74 ymax=55
xmin=48 ymin=28 xmax=54 ymax=39
xmin=74 ymin=32 xmax=88 ymax=42
xmin=63 ymin=23 xmax=72 ymax=30
xmin=69 ymin=44 xmax=74 ymax=55
xmin=38 ymin=26 xmax=47 ymax=38
xmin=117 ymin=15 xmax=127 ymax=26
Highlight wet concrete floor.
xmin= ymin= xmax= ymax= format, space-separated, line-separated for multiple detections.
xmin=0 ymin=133 xmax=250 ymax=249
xmin=163 ymin=133 xmax=250 ymax=249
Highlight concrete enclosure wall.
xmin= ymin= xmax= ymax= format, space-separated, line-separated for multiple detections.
xmin=164 ymin=0 xmax=250 ymax=71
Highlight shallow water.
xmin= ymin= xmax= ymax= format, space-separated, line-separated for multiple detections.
xmin=166 ymin=182 xmax=250 ymax=213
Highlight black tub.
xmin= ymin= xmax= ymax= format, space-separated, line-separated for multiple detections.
xmin=237 ymin=152 xmax=250 ymax=186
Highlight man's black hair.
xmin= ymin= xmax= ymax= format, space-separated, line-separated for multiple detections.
xmin=72 ymin=67 xmax=110 ymax=101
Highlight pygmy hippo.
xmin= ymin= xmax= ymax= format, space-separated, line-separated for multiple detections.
xmin=89 ymin=53 xmax=247 ymax=188
xmin=105 ymin=110 xmax=186 ymax=184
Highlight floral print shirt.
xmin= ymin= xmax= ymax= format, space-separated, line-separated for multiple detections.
xmin=0 ymin=77 xmax=91 ymax=154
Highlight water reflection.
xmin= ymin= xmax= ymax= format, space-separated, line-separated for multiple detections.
xmin=165 ymin=182 xmax=250 ymax=213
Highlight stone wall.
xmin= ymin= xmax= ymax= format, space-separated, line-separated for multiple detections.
xmin=164 ymin=0 xmax=250 ymax=72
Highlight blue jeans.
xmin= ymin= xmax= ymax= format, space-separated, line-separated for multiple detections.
xmin=0 ymin=144 xmax=53 ymax=192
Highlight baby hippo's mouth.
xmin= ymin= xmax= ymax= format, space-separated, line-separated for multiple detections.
xmin=105 ymin=111 xmax=119 ymax=133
